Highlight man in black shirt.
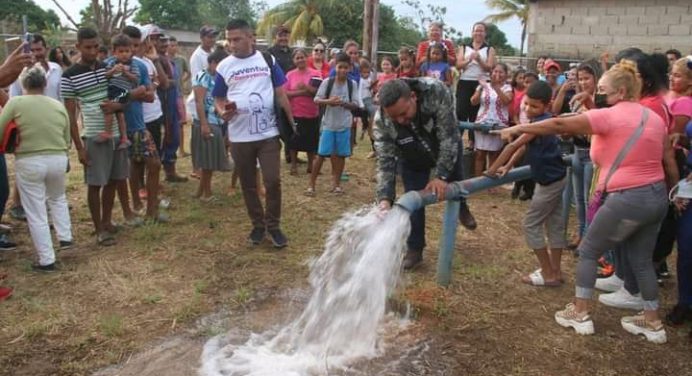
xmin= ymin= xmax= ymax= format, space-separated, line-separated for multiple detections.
xmin=267 ymin=25 xmax=294 ymax=74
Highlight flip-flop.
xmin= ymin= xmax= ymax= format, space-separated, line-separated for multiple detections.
xmin=522 ymin=270 xmax=562 ymax=287
xmin=304 ymin=187 xmax=316 ymax=197
xmin=531 ymin=268 xmax=566 ymax=283
xmin=330 ymin=186 xmax=345 ymax=195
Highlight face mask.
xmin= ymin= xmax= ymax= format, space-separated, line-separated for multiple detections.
xmin=594 ymin=93 xmax=611 ymax=108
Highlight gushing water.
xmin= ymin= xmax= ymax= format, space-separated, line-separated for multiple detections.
xmin=200 ymin=205 xmax=411 ymax=376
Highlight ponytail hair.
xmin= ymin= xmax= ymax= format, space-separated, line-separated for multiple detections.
xmin=603 ymin=60 xmax=642 ymax=101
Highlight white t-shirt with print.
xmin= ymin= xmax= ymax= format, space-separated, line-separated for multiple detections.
xmin=215 ymin=51 xmax=279 ymax=143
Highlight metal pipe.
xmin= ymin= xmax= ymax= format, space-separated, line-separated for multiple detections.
xmin=458 ymin=121 xmax=504 ymax=134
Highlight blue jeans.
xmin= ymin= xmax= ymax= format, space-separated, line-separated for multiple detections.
xmin=677 ymin=204 xmax=692 ymax=306
xmin=572 ymin=147 xmax=593 ymax=237
xmin=0 ymin=154 xmax=8 ymax=221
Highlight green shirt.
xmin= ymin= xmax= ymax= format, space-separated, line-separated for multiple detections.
xmin=0 ymin=95 xmax=70 ymax=158
xmin=172 ymin=56 xmax=190 ymax=96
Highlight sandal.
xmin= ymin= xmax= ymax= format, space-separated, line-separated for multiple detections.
xmin=97 ymin=232 xmax=116 ymax=247
xmin=199 ymin=195 xmax=219 ymax=203
xmin=330 ymin=186 xmax=345 ymax=195
xmin=522 ymin=270 xmax=562 ymax=287
xmin=304 ymin=187 xmax=316 ymax=197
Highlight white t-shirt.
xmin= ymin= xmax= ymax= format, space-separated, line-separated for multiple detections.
xmin=136 ymin=56 xmax=163 ymax=123
xmin=359 ymin=71 xmax=377 ymax=100
xmin=190 ymin=45 xmax=210 ymax=80
xmin=214 ymin=51 xmax=282 ymax=143
xmin=10 ymin=61 xmax=62 ymax=101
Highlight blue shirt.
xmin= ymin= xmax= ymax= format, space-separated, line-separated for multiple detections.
xmin=192 ymin=69 xmax=221 ymax=125
xmin=329 ymin=62 xmax=361 ymax=84
xmin=420 ymin=61 xmax=450 ymax=82
xmin=105 ymin=57 xmax=150 ymax=132
xmin=527 ymin=112 xmax=567 ymax=185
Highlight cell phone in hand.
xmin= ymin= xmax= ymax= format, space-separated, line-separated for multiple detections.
xmin=22 ymin=15 xmax=31 ymax=54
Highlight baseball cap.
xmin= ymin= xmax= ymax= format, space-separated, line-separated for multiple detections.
xmin=274 ymin=25 xmax=290 ymax=36
xmin=200 ymin=25 xmax=219 ymax=38
xmin=139 ymin=24 xmax=164 ymax=40
xmin=544 ymin=59 xmax=561 ymax=72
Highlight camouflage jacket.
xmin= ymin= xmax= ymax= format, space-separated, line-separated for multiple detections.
xmin=374 ymin=77 xmax=460 ymax=202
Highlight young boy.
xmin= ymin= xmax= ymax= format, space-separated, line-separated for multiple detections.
xmin=103 ymin=34 xmax=136 ymax=149
xmin=306 ymin=53 xmax=361 ymax=195
xmin=359 ymin=58 xmax=378 ymax=158
xmin=486 ymin=80 xmax=567 ymax=287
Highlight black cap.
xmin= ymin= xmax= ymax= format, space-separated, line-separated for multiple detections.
xmin=200 ymin=25 xmax=220 ymax=38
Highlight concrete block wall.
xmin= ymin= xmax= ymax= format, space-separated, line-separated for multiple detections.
xmin=527 ymin=0 xmax=692 ymax=60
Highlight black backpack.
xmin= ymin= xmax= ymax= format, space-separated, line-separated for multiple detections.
xmin=261 ymin=51 xmax=292 ymax=142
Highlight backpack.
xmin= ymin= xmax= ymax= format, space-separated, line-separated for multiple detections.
xmin=322 ymin=76 xmax=367 ymax=118
xmin=260 ymin=51 xmax=292 ymax=142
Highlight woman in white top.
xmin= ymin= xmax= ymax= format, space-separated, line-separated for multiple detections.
xmin=470 ymin=63 xmax=513 ymax=176
xmin=456 ymin=22 xmax=496 ymax=144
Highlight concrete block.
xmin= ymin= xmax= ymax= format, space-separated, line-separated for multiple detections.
xmin=606 ymin=7 xmax=625 ymax=15
xmin=590 ymin=25 xmax=609 ymax=35
xmin=681 ymin=15 xmax=692 ymax=25
xmin=627 ymin=25 xmax=647 ymax=36
xmin=572 ymin=25 xmax=590 ymax=35
xmin=609 ymin=24 xmax=628 ymax=36
xmin=669 ymin=24 xmax=690 ymax=36
xmin=626 ymin=7 xmax=646 ymax=15
xmin=553 ymin=7 xmax=571 ymax=16
xmin=571 ymin=7 xmax=589 ymax=16
xmin=618 ymin=15 xmax=640 ymax=25
xmin=563 ymin=16 xmax=582 ymax=26
xmin=659 ymin=14 xmax=682 ymax=25
xmin=666 ymin=6 xmax=689 ymax=15
xmin=638 ymin=15 xmax=659 ymax=24
xmin=553 ymin=25 xmax=572 ymax=35
xmin=647 ymin=24 xmax=669 ymax=36
xmin=645 ymin=6 xmax=665 ymax=16
xmin=597 ymin=15 xmax=619 ymax=25
xmin=582 ymin=16 xmax=600 ymax=25
xmin=588 ymin=7 xmax=606 ymax=17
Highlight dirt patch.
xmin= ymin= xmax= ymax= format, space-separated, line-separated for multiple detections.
xmin=1 ymin=138 xmax=690 ymax=375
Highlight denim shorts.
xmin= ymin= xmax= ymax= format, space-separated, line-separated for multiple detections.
xmin=318 ymin=128 xmax=351 ymax=157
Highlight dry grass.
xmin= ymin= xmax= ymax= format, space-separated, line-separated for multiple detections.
xmin=0 ymin=134 xmax=690 ymax=375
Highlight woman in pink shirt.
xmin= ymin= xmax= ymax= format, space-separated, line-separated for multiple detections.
xmin=285 ymin=48 xmax=321 ymax=175
xmin=498 ymin=61 xmax=675 ymax=344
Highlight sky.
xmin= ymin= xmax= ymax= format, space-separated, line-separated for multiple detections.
xmin=35 ymin=0 xmax=522 ymax=48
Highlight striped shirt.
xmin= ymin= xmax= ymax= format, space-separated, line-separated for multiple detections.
xmin=61 ymin=62 xmax=117 ymax=138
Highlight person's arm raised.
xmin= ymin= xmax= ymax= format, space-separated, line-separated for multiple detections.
xmin=495 ymin=113 xmax=592 ymax=142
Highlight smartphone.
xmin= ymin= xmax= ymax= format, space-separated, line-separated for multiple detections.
xmin=22 ymin=15 xmax=31 ymax=54
xmin=309 ymin=77 xmax=322 ymax=88
xmin=225 ymin=102 xmax=237 ymax=112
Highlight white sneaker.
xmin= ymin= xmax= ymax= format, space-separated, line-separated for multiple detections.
xmin=595 ymin=274 xmax=624 ymax=292
xmin=598 ymin=287 xmax=645 ymax=310
xmin=621 ymin=314 xmax=667 ymax=344
xmin=555 ymin=303 xmax=595 ymax=335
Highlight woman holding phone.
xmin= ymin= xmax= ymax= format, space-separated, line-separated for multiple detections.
xmin=284 ymin=48 xmax=321 ymax=175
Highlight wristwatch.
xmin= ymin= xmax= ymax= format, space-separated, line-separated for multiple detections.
xmin=437 ymin=175 xmax=448 ymax=182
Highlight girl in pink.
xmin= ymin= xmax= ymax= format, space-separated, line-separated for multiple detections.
xmin=284 ymin=48 xmax=321 ymax=175
xmin=667 ymin=57 xmax=692 ymax=134
xmin=470 ymin=62 xmax=513 ymax=176
xmin=374 ymin=56 xmax=397 ymax=96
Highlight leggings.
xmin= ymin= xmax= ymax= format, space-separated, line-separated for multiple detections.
xmin=575 ymin=182 xmax=668 ymax=310
xmin=0 ymin=155 xmax=8 ymax=221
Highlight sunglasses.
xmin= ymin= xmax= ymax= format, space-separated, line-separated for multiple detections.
xmin=313 ymin=49 xmax=324 ymax=53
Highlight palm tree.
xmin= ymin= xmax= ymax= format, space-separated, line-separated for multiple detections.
xmin=483 ymin=0 xmax=529 ymax=57
xmin=257 ymin=0 xmax=338 ymax=44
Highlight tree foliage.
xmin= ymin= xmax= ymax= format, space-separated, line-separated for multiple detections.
xmin=484 ymin=0 xmax=528 ymax=56
xmin=461 ymin=23 xmax=516 ymax=56
xmin=0 ymin=0 xmax=61 ymax=33
xmin=256 ymin=0 xmax=421 ymax=52
xmin=134 ymin=0 xmax=201 ymax=30
xmin=401 ymin=0 xmax=463 ymax=43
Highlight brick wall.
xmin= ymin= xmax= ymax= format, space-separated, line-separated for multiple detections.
xmin=527 ymin=0 xmax=692 ymax=59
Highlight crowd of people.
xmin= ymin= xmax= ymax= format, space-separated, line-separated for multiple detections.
xmin=0 ymin=18 xmax=690 ymax=346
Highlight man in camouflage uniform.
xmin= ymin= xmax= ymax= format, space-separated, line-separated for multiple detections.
xmin=375 ymin=78 xmax=477 ymax=269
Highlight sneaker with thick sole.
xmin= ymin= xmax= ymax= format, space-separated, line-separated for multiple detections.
xmin=598 ymin=287 xmax=645 ymax=310
xmin=554 ymin=303 xmax=595 ymax=335
xmin=595 ymin=274 xmax=624 ymax=292
xmin=248 ymin=227 xmax=266 ymax=245
xmin=0 ymin=234 xmax=17 ymax=251
xmin=621 ymin=314 xmax=667 ymax=344
xmin=267 ymin=229 xmax=288 ymax=248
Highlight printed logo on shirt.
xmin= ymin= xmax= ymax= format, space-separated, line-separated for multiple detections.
xmin=226 ymin=65 xmax=270 ymax=82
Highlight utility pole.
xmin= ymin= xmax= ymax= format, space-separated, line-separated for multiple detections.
xmin=362 ymin=0 xmax=380 ymax=62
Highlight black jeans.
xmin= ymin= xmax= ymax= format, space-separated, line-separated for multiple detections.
xmin=401 ymin=141 xmax=467 ymax=253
